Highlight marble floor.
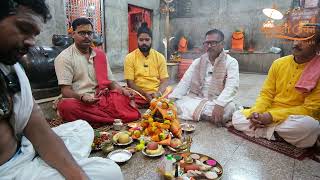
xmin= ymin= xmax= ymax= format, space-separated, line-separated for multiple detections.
xmin=99 ymin=73 xmax=320 ymax=180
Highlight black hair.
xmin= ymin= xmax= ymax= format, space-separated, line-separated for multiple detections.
xmin=0 ymin=0 xmax=51 ymax=23
xmin=205 ymin=29 xmax=224 ymax=41
xmin=71 ymin=17 xmax=93 ymax=31
xmin=137 ymin=22 xmax=152 ymax=38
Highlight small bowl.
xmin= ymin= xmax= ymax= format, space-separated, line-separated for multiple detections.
xmin=180 ymin=123 xmax=196 ymax=132
xmin=107 ymin=149 xmax=132 ymax=163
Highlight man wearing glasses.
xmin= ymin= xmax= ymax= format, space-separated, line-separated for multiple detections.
xmin=55 ymin=18 xmax=140 ymax=124
xmin=169 ymin=29 xmax=239 ymax=126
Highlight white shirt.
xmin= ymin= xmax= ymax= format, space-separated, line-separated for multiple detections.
xmin=0 ymin=63 xmax=33 ymax=139
xmin=169 ymin=53 xmax=239 ymax=107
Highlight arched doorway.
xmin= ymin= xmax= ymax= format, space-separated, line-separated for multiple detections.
xmin=128 ymin=5 xmax=152 ymax=53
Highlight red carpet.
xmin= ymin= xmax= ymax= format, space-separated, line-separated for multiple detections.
xmin=228 ymin=126 xmax=316 ymax=161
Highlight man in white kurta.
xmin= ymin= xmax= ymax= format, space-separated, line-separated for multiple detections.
xmin=0 ymin=64 xmax=124 ymax=180
xmin=0 ymin=2 xmax=123 ymax=179
xmin=169 ymin=29 xmax=239 ymax=126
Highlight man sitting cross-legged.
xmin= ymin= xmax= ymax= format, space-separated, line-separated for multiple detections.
xmin=0 ymin=1 xmax=123 ymax=179
xmin=124 ymin=22 xmax=169 ymax=108
xmin=55 ymin=17 xmax=140 ymax=123
xmin=232 ymin=27 xmax=320 ymax=148
xmin=169 ymin=29 xmax=239 ymax=126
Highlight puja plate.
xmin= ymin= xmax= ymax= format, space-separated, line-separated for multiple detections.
xmin=92 ymin=131 xmax=112 ymax=151
xmin=107 ymin=149 xmax=132 ymax=163
xmin=113 ymin=137 xmax=133 ymax=146
xmin=180 ymin=123 xmax=196 ymax=132
xmin=142 ymin=145 xmax=165 ymax=157
xmin=170 ymin=152 xmax=223 ymax=180
xmin=112 ymin=132 xmax=134 ymax=146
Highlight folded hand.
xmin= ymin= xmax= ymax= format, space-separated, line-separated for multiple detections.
xmin=81 ymin=94 xmax=99 ymax=104
xmin=248 ymin=112 xmax=273 ymax=130
xmin=211 ymin=105 xmax=224 ymax=127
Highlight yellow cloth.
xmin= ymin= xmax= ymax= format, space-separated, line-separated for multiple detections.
xmin=242 ymin=55 xmax=320 ymax=123
xmin=124 ymin=48 xmax=169 ymax=93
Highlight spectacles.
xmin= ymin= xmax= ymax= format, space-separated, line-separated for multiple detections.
xmin=77 ymin=31 xmax=94 ymax=37
xmin=203 ymin=40 xmax=223 ymax=46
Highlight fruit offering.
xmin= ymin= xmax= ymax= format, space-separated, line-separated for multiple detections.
xmin=140 ymin=97 xmax=182 ymax=145
xmin=143 ymin=141 xmax=165 ymax=156
xmin=135 ymin=139 xmax=145 ymax=151
xmin=112 ymin=131 xmax=132 ymax=145
xmin=92 ymin=131 xmax=111 ymax=151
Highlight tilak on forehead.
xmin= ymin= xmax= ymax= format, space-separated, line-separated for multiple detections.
xmin=76 ymin=24 xmax=93 ymax=32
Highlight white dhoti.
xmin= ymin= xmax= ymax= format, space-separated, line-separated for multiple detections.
xmin=232 ymin=110 xmax=320 ymax=148
xmin=176 ymin=95 xmax=236 ymax=122
xmin=0 ymin=120 xmax=123 ymax=180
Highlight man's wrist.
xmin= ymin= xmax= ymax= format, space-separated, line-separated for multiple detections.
xmin=64 ymin=167 xmax=87 ymax=180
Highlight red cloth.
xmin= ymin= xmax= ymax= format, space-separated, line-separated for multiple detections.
xmin=58 ymin=91 xmax=140 ymax=123
xmin=93 ymin=48 xmax=111 ymax=91
xmin=58 ymin=48 xmax=140 ymax=123
xmin=134 ymin=94 xmax=149 ymax=108
xmin=295 ymin=55 xmax=320 ymax=93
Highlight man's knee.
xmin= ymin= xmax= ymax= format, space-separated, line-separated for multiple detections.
xmin=280 ymin=115 xmax=319 ymax=134
xmin=232 ymin=110 xmax=250 ymax=129
xmin=276 ymin=115 xmax=320 ymax=148
xmin=82 ymin=158 xmax=124 ymax=180
xmin=223 ymin=102 xmax=236 ymax=122
xmin=57 ymin=99 xmax=82 ymax=119
xmin=122 ymin=112 xmax=140 ymax=122
xmin=58 ymin=99 xmax=80 ymax=112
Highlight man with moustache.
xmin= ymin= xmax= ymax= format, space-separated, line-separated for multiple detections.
xmin=169 ymin=29 xmax=239 ymax=126
xmin=124 ymin=22 xmax=169 ymax=107
xmin=55 ymin=17 xmax=140 ymax=123
xmin=232 ymin=25 xmax=320 ymax=148
xmin=0 ymin=1 xmax=123 ymax=180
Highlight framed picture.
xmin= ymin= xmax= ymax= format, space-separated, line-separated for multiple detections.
xmin=304 ymin=0 xmax=319 ymax=8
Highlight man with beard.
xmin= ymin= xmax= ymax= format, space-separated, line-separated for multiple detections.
xmin=55 ymin=17 xmax=140 ymax=123
xmin=232 ymin=25 xmax=320 ymax=148
xmin=169 ymin=29 xmax=239 ymax=126
xmin=0 ymin=1 xmax=123 ymax=180
xmin=124 ymin=22 xmax=169 ymax=107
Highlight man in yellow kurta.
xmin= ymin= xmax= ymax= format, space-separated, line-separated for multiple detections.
xmin=124 ymin=22 xmax=169 ymax=107
xmin=232 ymin=28 xmax=320 ymax=148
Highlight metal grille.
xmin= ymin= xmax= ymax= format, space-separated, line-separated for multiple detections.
xmin=65 ymin=0 xmax=103 ymax=34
